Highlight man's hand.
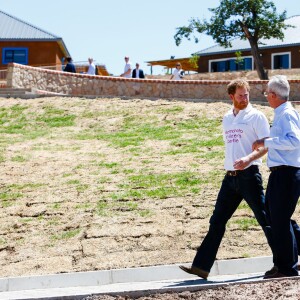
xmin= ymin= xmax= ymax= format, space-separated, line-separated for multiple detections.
xmin=252 ymin=138 xmax=267 ymax=151
xmin=233 ymin=157 xmax=251 ymax=170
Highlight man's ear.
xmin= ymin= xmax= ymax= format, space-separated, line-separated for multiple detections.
xmin=229 ymin=94 xmax=234 ymax=101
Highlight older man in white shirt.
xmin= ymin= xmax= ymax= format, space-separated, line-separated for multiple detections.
xmin=253 ymin=75 xmax=300 ymax=279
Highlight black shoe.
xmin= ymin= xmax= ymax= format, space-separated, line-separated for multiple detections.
xmin=265 ymin=264 xmax=300 ymax=276
xmin=179 ymin=265 xmax=209 ymax=280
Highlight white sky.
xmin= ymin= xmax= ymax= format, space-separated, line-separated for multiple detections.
xmin=0 ymin=0 xmax=298 ymax=75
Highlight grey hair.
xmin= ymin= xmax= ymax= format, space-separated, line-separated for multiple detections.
xmin=268 ymin=75 xmax=290 ymax=101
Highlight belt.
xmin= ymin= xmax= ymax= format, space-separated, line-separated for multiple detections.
xmin=226 ymin=165 xmax=258 ymax=177
xmin=226 ymin=170 xmax=240 ymax=176
xmin=269 ymin=165 xmax=299 ymax=172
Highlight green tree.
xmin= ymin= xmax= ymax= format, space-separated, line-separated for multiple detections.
xmin=174 ymin=0 xmax=291 ymax=80
xmin=189 ymin=54 xmax=200 ymax=69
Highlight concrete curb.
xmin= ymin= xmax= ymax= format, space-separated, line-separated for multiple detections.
xmin=0 ymin=256 xmax=273 ymax=300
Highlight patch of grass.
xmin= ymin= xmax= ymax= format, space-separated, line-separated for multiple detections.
xmin=0 ymin=184 xmax=41 ymax=207
xmin=168 ymin=136 xmax=224 ymax=155
xmin=76 ymin=184 xmax=89 ymax=193
xmin=47 ymin=217 xmax=60 ymax=226
xmin=123 ymin=169 xmax=134 ymax=174
xmin=75 ymin=203 xmax=92 ymax=210
xmin=238 ymin=202 xmax=251 ymax=210
xmin=11 ymin=155 xmax=27 ymax=162
xmin=126 ymin=201 xmax=138 ymax=211
xmin=51 ymin=229 xmax=81 ymax=240
xmin=241 ymin=253 xmax=251 ymax=258
xmin=62 ymin=173 xmax=72 ymax=178
xmin=0 ymin=191 xmax=23 ymax=201
xmin=96 ymin=200 xmax=109 ymax=216
xmin=0 ymin=237 xmax=7 ymax=245
xmin=0 ymin=191 xmax=23 ymax=207
xmin=20 ymin=218 xmax=34 ymax=223
xmin=115 ymin=171 xmax=206 ymax=200
xmin=98 ymin=162 xmax=118 ymax=169
xmin=98 ymin=177 xmax=110 ymax=184
xmin=198 ymin=149 xmax=224 ymax=160
xmin=0 ymin=104 xmax=76 ymax=147
xmin=51 ymin=202 xmax=61 ymax=210
xmin=177 ymin=117 xmax=222 ymax=131
xmin=76 ymin=121 xmax=181 ymax=147
xmin=158 ymin=106 xmax=184 ymax=113
xmin=66 ymin=179 xmax=80 ymax=185
xmin=8 ymin=183 xmax=45 ymax=190
xmin=37 ymin=115 xmax=76 ymax=128
xmin=233 ymin=218 xmax=259 ymax=230
xmin=138 ymin=209 xmax=154 ymax=217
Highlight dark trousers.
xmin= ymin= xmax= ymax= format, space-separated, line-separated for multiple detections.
xmin=265 ymin=166 xmax=300 ymax=276
xmin=192 ymin=165 xmax=273 ymax=272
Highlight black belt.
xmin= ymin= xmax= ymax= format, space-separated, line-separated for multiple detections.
xmin=226 ymin=170 xmax=240 ymax=176
xmin=269 ymin=165 xmax=299 ymax=172
xmin=226 ymin=165 xmax=258 ymax=177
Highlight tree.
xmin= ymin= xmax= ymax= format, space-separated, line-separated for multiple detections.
xmin=174 ymin=0 xmax=291 ymax=80
xmin=189 ymin=54 xmax=200 ymax=69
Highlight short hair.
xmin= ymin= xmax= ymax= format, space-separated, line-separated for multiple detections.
xmin=227 ymin=79 xmax=250 ymax=95
xmin=268 ymin=75 xmax=290 ymax=101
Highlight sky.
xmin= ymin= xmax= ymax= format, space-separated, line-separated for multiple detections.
xmin=0 ymin=0 xmax=299 ymax=75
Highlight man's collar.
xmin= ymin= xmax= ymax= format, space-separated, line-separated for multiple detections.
xmin=274 ymin=101 xmax=290 ymax=113
xmin=232 ymin=103 xmax=252 ymax=116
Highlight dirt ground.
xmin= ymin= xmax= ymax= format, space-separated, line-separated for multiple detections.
xmin=0 ymin=96 xmax=300 ymax=299
xmin=82 ymin=277 xmax=300 ymax=300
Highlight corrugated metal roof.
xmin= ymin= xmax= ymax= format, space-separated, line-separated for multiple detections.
xmin=0 ymin=9 xmax=61 ymax=40
xmin=194 ymin=15 xmax=300 ymax=56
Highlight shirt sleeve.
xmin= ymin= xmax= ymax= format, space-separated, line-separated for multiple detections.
xmin=265 ymin=111 xmax=300 ymax=150
xmin=254 ymin=112 xmax=270 ymax=139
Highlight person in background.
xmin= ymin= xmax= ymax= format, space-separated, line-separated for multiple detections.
xmin=252 ymin=75 xmax=300 ymax=279
xmin=132 ymin=63 xmax=145 ymax=78
xmin=86 ymin=57 xmax=96 ymax=75
xmin=120 ymin=56 xmax=132 ymax=78
xmin=170 ymin=62 xmax=184 ymax=80
xmin=64 ymin=56 xmax=76 ymax=73
xmin=179 ymin=79 xmax=274 ymax=280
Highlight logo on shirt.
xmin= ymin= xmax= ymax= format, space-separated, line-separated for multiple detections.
xmin=225 ymin=129 xmax=243 ymax=143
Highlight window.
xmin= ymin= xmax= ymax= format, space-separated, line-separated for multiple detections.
xmin=272 ymin=52 xmax=290 ymax=69
xmin=2 ymin=48 xmax=28 ymax=65
xmin=209 ymin=56 xmax=253 ymax=72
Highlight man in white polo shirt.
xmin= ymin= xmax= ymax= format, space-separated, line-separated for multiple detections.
xmin=180 ymin=79 xmax=274 ymax=280
xmin=120 ymin=56 xmax=132 ymax=78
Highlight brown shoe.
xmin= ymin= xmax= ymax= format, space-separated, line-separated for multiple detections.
xmin=264 ymin=265 xmax=278 ymax=276
xmin=179 ymin=265 xmax=209 ymax=280
xmin=263 ymin=271 xmax=287 ymax=279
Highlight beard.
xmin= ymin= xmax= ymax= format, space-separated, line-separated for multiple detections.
xmin=233 ymin=98 xmax=248 ymax=110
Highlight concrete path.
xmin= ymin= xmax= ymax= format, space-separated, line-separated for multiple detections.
xmin=0 ymin=256 xmax=274 ymax=300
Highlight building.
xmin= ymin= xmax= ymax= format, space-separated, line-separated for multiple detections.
xmin=147 ymin=15 xmax=300 ymax=74
xmin=0 ymin=10 xmax=109 ymax=77
xmin=0 ymin=9 xmax=70 ymax=72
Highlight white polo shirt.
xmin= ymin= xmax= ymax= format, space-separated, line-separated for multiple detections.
xmin=223 ymin=104 xmax=270 ymax=171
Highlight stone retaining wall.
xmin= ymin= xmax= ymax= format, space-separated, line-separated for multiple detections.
xmin=6 ymin=63 xmax=300 ymax=102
